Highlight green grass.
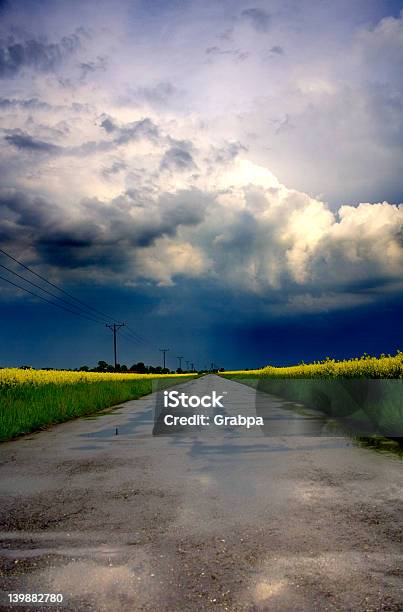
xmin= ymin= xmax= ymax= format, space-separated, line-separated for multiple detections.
xmin=222 ymin=376 xmax=403 ymax=440
xmin=0 ymin=376 xmax=193 ymax=442
xmin=220 ymin=352 xmax=403 ymax=440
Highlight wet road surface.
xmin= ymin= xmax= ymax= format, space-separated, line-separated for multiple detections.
xmin=0 ymin=375 xmax=402 ymax=611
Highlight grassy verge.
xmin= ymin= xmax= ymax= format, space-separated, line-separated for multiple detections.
xmin=220 ymin=353 xmax=403 ymax=440
xmin=0 ymin=370 xmax=195 ymax=442
xmin=224 ymin=377 xmax=402 ymax=439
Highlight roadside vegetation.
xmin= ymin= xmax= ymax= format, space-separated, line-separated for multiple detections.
xmin=221 ymin=351 xmax=403 ymax=379
xmin=220 ymin=352 xmax=402 ymax=440
xmin=0 ymin=369 xmax=196 ymax=442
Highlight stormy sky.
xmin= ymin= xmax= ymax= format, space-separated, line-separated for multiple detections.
xmin=0 ymin=0 xmax=402 ymax=370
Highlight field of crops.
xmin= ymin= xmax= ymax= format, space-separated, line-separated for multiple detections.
xmin=220 ymin=353 xmax=403 ymax=440
xmin=222 ymin=351 xmax=403 ymax=379
xmin=0 ymin=368 xmax=195 ymax=442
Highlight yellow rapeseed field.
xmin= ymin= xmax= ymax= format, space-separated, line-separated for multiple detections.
xmin=0 ymin=369 xmax=195 ymax=441
xmin=221 ymin=352 xmax=402 ymax=439
xmin=0 ymin=368 xmax=192 ymax=388
xmin=222 ymin=351 xmax=403 ymax=379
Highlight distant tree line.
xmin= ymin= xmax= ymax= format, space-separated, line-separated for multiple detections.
xmin=77 ymin=361 xmax=224 ymax=374
xmin=77 ymin=361 xmax=174 ymax=374
xmin=11 ymin=361 xmax=225 ymax=374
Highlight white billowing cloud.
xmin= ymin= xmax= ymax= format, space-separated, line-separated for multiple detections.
xmin=194 ymin=162 xmax=402 ymax=299
xmin=1 ymin=2 xmax=402 ymax=206
xmin=283 ymin=199 xmax=335 ymax=284
xmin=1 ymin=119 xmax=402 ymax=311
xmin=0 ymin=0 xmax=402 ymax=313
xmin=135 ymin=241 xmax=211 ymax=287
xmin=354 ymin=10 xmax=403 ymax=80
xmin=310 ymin=202 xmax=403 ymax=286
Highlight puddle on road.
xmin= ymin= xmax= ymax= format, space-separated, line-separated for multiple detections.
xmin=79 ymin=407 xmax=154 ymax=439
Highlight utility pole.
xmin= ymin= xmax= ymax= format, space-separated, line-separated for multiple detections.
xmin=185 ymin=360 xmax=190 ymax=371
xmin=177 ymin=356 xmax=184 ymax=370
xmin=106 ymin=323 xmax=125 ymax=370
xmin=190 ymin=362 xmax=195 ymax=372
xmin=159 ymin=348 xmax=169 ymax=370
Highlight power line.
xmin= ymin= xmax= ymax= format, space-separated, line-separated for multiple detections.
xmin=0 ymin=246 xmax=172 ymax=361
xmin=0 ymin=249 xmax=166 ymax=346
xmin=124 ymin=324 xmax=161 ymax=356
xmin=119 ymin=330 xmax=150 ymax=348
xmin=124 ymin=326 xmax=145 ymax=344
xmin=120 ymin=331 xmax=141 ymax=344
xmin=0 ymin=247 xmax=121 ymax=324
xmin=124 ymin=324 xmax=156 ymax=351
xmin=0 ymin=274 xmax=104 ymax=324
xmin=0 ymin=262 xmax=154 ymax=358
xmin=0 ymin=271 xmax=185 ymax=369
xmin=0 ymin=247 xmax=160 ymax=350
xmin=0 ymin=262 xmax=107 ymax=325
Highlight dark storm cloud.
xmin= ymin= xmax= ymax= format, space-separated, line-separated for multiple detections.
xmin=73 ymin=116 xmax=160 ymax=155
xmin=100 ymin=117 xmax=116 ymax=133
xmin=0 ymin=33 xmax=81 ymax=78
xmin=160 ymin=140 xmax=196 ymax=172
xmin=4 ymin=130 xmax=62 ymax=153
xmin=100 ymin=116 xmax=160 ymax=143
xmin=158 ymin=189 xmax=208 ymax=228
xmin=0 ymin=97 xmax=90 ymax=114
xmin=0 ymin=190 xmax=55 ymax=235
xmin=209 ymin=141 xmax=248 ymax=164
xmin=4 ymin=116 xmax=160 ymax=158
xmin=114 ymin=117 xmax=160 ymax=144
xmin=241 ymin=8 xmax=271 ymax=32
xmin=0 ymin=97 xmax=52 ymax=110
xmin=0 ymin=187 xmax=209 ymax=270
xmin=34 ymin=229 xmax=121 ymax=270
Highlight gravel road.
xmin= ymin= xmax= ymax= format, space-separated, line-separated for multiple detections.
xmin=0 ymin=374 xmax=401 ymax=611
